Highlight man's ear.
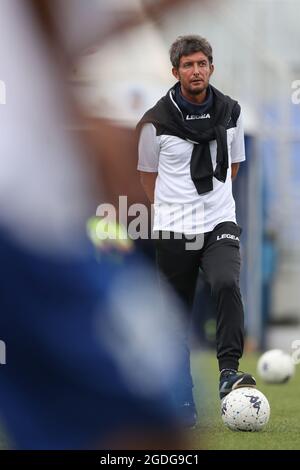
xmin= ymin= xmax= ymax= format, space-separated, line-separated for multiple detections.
xmin=172 ymin=67 xmax=180 ymax=81
xmin=209 ymin=64 xmax=214 ymax=78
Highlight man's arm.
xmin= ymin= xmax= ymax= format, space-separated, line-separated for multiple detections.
xmin=137 ymin=123 xmax=159 ymax=203
xmin=231 ymin=163 xmax=240 ymax=181
xmin=230 ymin=110 xmax=246 ymax=180
xmin=139 ymin=171 xmax=158 ymax=204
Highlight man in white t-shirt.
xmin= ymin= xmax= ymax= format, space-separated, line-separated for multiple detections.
xmin=137 ymin=35 xmax=256 ymax=427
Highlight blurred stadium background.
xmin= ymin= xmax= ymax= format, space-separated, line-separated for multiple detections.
xmin=1 ymin=0 xmax=300 ymax=451
xmin=72 ymin=0 xmax=300 ymax=352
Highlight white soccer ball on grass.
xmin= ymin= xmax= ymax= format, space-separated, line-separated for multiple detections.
xmin=257 ymin=349 xmax=295 ymax=384
xmin=221 ymin=387 xmax=270 ymax=432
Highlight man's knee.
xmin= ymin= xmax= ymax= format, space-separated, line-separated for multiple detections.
xmin=210 ymin=274 xmax=239 ymax=295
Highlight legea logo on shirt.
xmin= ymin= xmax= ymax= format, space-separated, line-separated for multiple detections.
xmin=186 ymin=114 xmax=210 ymax=120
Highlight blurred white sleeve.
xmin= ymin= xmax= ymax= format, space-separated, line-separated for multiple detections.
xmin=0 ymin=0 xmax=95 ymax=256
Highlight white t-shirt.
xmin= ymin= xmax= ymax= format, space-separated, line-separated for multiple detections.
xmin=138 ymin=109 xmax=246 ymax=235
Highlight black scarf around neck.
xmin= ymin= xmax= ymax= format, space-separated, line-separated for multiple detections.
xmin=137 ymin=84 xmax=240 ymax=195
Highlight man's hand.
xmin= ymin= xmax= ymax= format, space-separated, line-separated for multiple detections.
xmin=139 ymin=171 xmax=158 ymax=204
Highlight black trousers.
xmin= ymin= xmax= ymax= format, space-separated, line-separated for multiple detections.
xmin=155 ymin=221 xmax=244 ymax=394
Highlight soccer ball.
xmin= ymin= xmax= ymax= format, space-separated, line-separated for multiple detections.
xmin=221 ymin=387 xmax=270 ymax=432
xmin=257 ymin=349 xmax=295 ymax=384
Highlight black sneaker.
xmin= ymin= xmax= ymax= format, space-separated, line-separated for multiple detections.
xmin=177 ymin=402 xmax=198 ymax=429
xmin=219 ymin=369 xmax=256 ymax=400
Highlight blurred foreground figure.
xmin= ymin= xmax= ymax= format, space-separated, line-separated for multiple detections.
xmin=0 ymin=0 xmax=188 ymax=449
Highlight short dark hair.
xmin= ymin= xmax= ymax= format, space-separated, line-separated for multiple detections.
xmin=169 ymin=35 xmax=213 ymax=68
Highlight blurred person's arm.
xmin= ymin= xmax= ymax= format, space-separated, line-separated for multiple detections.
xmin=33 ymin=0 xmax=198 ymax=60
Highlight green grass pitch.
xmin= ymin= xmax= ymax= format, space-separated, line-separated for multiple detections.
xmin=188 ymin=351 xmax=300 ymax=450
xmin=0 ymin=351 xmax=299 ymax=450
